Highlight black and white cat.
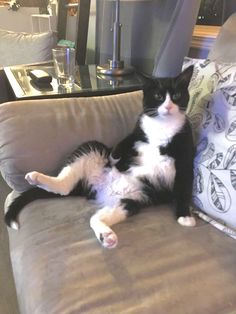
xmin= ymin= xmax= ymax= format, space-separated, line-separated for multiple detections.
xmin=5 ymin=65 xmax=196 ymax=249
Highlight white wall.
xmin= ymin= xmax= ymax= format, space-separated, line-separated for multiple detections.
xmin=0 ymin=6 xmax=39 ymax=32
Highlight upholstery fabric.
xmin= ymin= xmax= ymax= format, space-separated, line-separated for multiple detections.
xmin=7 ymin=197 xmax=236 ymax=314
xmin=2 ymin=89 xmax=236 ymax=314
xmin=0 ymin=91 xmax=143 ymax=191
xmin=0 ymin=29 xmax=54 ymax=67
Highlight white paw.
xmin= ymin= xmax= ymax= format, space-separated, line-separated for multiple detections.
xmin=99 ymin=231 xmax=118 ymax=249
xmin=25 ymin=171 xmax=41 ymax=186
xmin=177 ymin=216 xmax=196 ymax=227
xmin=10 ymin=221 xmax=19 ymax=230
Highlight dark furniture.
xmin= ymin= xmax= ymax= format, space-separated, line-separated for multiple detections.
xmin=57 ymin=0 xmax=91 ymax=65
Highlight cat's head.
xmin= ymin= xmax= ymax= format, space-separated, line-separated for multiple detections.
xmin=142 ymin=65 xmax=194 ymax=118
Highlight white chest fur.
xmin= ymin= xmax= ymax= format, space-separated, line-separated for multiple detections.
xmin=140 ymin=113 xmax=185 ymax=146
xmin=128 ymin=113 xmax=186 ymax=187
xmin=131 ymin=141 xmax=176 ymax=188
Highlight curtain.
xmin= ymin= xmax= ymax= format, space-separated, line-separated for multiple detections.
xmin=94 ymin=0 xmax=201 ymax=76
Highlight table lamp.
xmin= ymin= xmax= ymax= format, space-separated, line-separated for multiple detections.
xmin=97 ymin=0 xmax=134 ymax=76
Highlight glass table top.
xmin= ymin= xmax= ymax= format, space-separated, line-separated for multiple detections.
xmin=4 ymin=63 xmax=144 ymax=100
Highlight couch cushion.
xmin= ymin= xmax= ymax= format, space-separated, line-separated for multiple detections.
xmin=0 ymin=28 xmax=55 ymax=67
xmin=184 ymin=58 xmax=236 ymax=235
xmin=0 ymin=91 xmax=143 ymax=192
xmin=7 ymin=196 xmax=236 ymax=314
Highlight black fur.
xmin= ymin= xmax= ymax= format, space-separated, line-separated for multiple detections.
xmin=4 ymin=178 xmax=96 ymax=228
xmin=111 ymin=124 xmax=147 ymax=172
xmin=65 ymin=140 xmax=111 ymax=166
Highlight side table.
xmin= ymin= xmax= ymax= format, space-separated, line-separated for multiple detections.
xmin=3 ymin=63 xmax=144 ymax=101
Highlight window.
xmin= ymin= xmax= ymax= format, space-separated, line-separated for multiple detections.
xmin=197 ymin=0 xmax=225 ymax=26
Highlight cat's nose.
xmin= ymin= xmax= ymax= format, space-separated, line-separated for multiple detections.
xmin=164 ymin=102 xmax=173 ymax=111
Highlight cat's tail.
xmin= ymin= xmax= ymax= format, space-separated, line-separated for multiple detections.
xmin=4 ymin=187 xmax=63 ymax=230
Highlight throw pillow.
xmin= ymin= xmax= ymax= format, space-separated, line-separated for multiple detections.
xmin=0 ymin=28 xmax=55 ymax=67
xmin=184 ymin=58 xmax=236 ymax=238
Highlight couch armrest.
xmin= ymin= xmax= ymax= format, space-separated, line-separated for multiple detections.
xmin=0 ymin=91 xmax=142 ymax=192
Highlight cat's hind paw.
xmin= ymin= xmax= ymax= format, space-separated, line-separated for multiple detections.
xmin=25 ymin=171 xmax=41 ymax=186
xmin=99 ymin=231 xmax=118 ymax=249
xmin=10 ymin=221 xmax=20 ymax=230
xmin=177 ymin=216 xmax=196 ymax=227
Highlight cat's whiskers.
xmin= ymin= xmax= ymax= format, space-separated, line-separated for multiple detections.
xmin=144 ymin=108 xmax=158 ymax=117
xmin=179 ymin=106 xmax=186 ymax=112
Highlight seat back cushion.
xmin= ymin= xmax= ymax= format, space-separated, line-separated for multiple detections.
xmin=0 ymin=28 xmax=55 ymax=67
xmin=0 ymin=91 xmax=143 ymax=192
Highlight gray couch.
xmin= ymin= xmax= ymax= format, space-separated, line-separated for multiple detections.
xmin=1 ymin=14 xmax=236 ymax=314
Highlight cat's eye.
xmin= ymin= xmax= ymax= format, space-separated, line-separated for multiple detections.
xmin=154 ymin=93 xmax=164 ymax=101
xmin=172 ymin=92 xmax=181 ymax=101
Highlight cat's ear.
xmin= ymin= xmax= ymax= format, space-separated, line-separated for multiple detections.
xmin=141 ymin=75 xmax=158 ymax=93
xmin=175 ymin=65 xmax=194 ymax=89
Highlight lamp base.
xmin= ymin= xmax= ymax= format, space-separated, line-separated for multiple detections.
xmin=97 ymin=60 xmax=134 ymax=76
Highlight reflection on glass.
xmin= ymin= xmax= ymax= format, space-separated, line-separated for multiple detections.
xmin=7 ymin=64 xmax=143 ymax=100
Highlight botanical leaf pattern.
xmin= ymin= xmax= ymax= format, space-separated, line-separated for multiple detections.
xmin=201 ymin=143 xmax=215 ymax=163
xmin=208 ymin=173 xmax=231 ymax=213
xmin=222 ymin=90 xmax=236 ymax=108
xmin=222 ymin=86 xmax=236 ymax=96
xmin=199 ymin=59 xmax=211 ymax=69
xmin=195 ymin=137 xmax=208 ymax=157
xmin=207 ymin=153 xmax=223 ymax=170
xmin=219 ymin=74 xmax=232 ymax=85
xmin=223 ymin=145 xmax=236 ymax=169
xmin=203 ymin=110 xmax=212 ymax=129
xmin=230 ymin=170 xmax=236 ymax=190
xmin=214 ymin=114 xmax=225 ymax=132
xmin=184 ymin=57 xmax=236 ymax=232
xmin=226 ymin=118 xmax=236 ymax=141
xmin=193 ymin=167 xmax=204 ymax=194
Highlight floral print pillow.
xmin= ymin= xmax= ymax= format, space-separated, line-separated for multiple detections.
xmin=183 ymin=58 xmax=236 ymax=237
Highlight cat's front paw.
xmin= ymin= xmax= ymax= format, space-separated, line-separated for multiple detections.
xmin=177 ymin=216 xmax=196 ymax=227
xmin=99 ymin=231 xmax=118 ymax=249
xmin=25 ymin=171 xmax=41 ymax=186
